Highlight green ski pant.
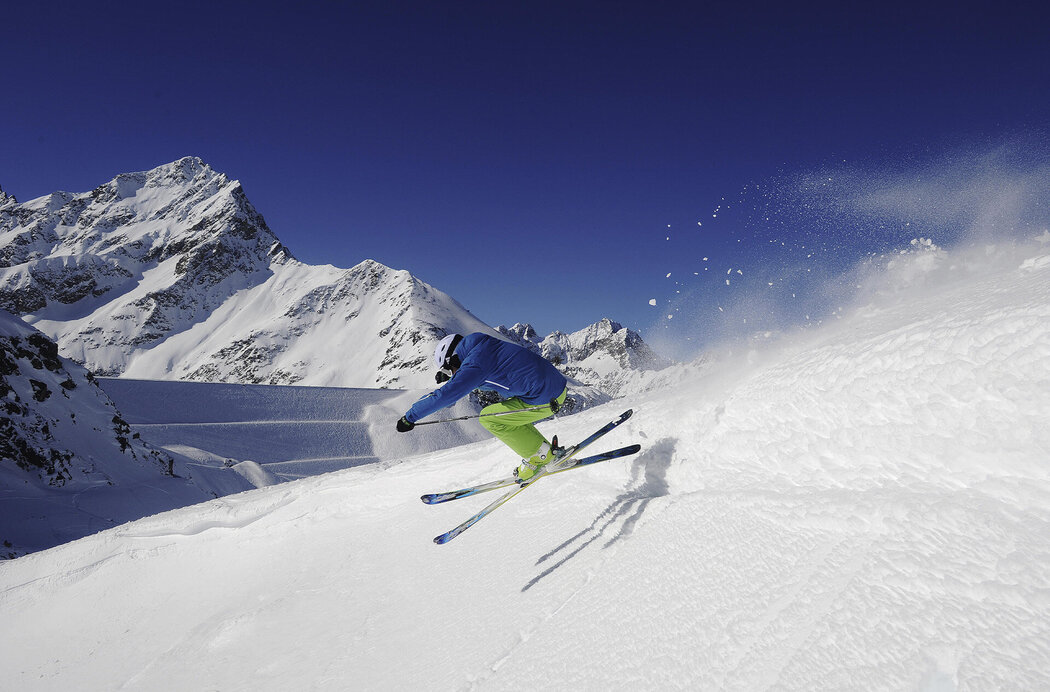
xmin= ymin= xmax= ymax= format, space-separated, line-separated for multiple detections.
xmin=479 ymin=388 xmax=567 ymax=458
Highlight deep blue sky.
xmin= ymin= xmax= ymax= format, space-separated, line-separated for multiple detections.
xmin=4 ymin=1 xmax=1049 ymax=354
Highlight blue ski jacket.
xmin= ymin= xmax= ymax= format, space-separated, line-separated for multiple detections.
xmin=405 ymin=332 xmax=567 ymax=423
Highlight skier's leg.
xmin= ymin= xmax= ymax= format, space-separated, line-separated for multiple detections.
xmin=479 ymin=399 xmax=548 ymax=457
xmin=480 ymin=389 xmax=567 ymax=480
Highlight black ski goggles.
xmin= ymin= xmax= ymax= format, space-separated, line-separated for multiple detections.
xmin=436 ymin=354 xmax=461 ymax=383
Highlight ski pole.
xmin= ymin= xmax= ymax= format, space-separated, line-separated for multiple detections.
xmin=412 ymin=404 xmax=555 ymax=426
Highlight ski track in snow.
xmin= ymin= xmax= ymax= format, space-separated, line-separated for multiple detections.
xmin=1 ymin=242 xmax=1049 ymax=690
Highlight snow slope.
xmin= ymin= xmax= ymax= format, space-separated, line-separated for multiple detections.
xmin=1 ymin=238 xmax=1048 ymax=690
xmin=97 ymin=377 xmax=490 ymax=481
xmin=0 ymin=310 xmax=244 ymax=559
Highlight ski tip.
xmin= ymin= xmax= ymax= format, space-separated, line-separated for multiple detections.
xmin=620 ymin=409 xmax=634 ymax=420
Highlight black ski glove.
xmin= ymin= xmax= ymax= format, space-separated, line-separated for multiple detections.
xmin=396 ymin=416 xmax=415 ymax=433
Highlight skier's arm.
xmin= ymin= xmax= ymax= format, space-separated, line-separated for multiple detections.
xmin=404 ymin=363 xmax=487 ymax=423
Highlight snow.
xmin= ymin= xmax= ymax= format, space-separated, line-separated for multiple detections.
xmin=96 ymin=378 xmax=489 ymax=480
xmin=2 ymin=238 xmax=1049 ymax=689
xmin=0 ymin=310 xmax=240 ymax=558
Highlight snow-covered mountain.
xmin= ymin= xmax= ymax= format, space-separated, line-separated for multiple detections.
xmin=497 ymin=318 xmax=672 ymax=397
xmin=0 ymin=310 xmax=250 ymax=559
xmin=0 ymin=158 xmax=496 ymax=389
xmin=0 ymin=159 xmax=665 ymax=393
xmin=1 ymin=237 xmax=1047 ymax=689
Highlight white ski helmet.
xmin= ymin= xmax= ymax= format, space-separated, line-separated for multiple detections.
xmin=433 ymin=333 xmax=463 ymax=368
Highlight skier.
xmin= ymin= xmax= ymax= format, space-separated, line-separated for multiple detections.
xmin=396 ymin=332 xmax=568 ymax=481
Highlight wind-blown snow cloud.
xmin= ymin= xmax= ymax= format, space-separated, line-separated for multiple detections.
xmin=846 ymin=139 xmax=1050 ymax=241
xmin=646 ymin=135 xmax=1050 ymax=359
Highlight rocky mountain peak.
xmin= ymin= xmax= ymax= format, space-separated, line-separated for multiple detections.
xmin=152 ymin=156 xmax=218 ymax=184
xmin=0 ymin=159 xmax=294 ymax=373
xmin=544 ymin=319 xmax=668 ymax=370
xmin=569 ymin=318 xmax=623 ymax=343
xmin=494 ymin=318 xmax=671 ymax=397
xmin=495 ymin=323 xmax=540 ymax=347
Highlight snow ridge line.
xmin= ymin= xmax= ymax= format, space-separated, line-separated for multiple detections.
xmin=122 ymin=493 xmax=297 ymax=539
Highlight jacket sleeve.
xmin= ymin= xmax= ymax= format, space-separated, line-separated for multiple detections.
xmin=404 ymin=362 xmax=487 ymax=423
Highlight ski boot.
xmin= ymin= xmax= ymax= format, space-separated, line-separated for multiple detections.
xmin=514 ymin=437 xmax=564 ymax=483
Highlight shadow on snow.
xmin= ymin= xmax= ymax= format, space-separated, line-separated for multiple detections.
xmin=521 ymin=438 xmax=675 ymax=592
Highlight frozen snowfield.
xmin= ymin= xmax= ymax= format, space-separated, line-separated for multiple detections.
xmin=2 ymin=238 xmax=1049 ymax=690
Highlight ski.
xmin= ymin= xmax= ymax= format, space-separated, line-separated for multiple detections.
xmin=425 ymin=409 xmax=635 ymax=505
xmin=421 ymin=444 xmax=641 ymax=505
xmin=431 ymin=409 xmax=636 ymax=545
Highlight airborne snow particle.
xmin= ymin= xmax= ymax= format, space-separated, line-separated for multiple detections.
xmin=649 ymin=299 xmax=657 ymax=306
xmin=666 ymin=273 xmax=672 ymax=278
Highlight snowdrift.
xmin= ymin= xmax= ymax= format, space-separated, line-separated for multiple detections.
xmin=1 ymin=238 xmax=1048 ymax=690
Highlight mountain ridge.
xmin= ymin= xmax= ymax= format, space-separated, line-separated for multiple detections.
xmin=1 ymin=158 xmax=670 ymax=392
xmin=497 ymin=318 xmax=672 ymax=397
